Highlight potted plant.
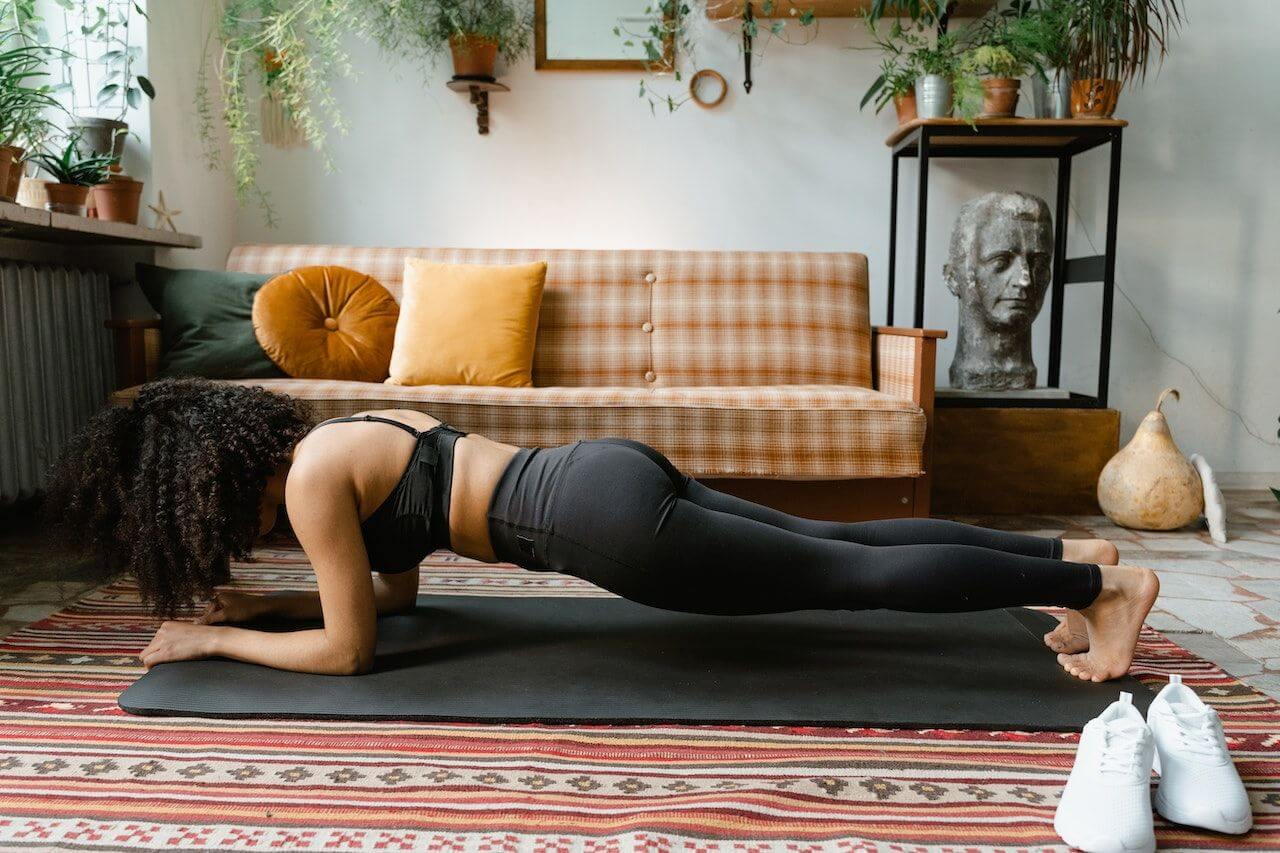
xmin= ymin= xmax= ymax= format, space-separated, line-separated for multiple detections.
xmin=859 ymin=20 xmax=922 ymax=126
xmin=1067 ymin=0 xmax=1184 ymax=117
xmin=91 ymin=165 xmax=143 ymax=223
xmin=29 ymin=135 xmax=114 ymax=215
xmin=366 ymin=0 xmax=533 ymax=80
xmin=0 ymin=39 xmax=60 ymax=201
xmin=1001 ymin=0 xmax=1075 ymax=118
xmin=961 ymin=45 xmax=1029 ymax=118
xmin=57 ymin=0 xmax=156 ymax=159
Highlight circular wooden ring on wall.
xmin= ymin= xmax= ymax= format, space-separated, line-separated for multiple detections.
xmin=689 ymin=69 xmax=728 ymax=109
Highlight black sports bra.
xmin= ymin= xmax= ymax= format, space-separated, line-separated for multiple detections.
xmin=309 ymin=414 xmax=467 ymax=574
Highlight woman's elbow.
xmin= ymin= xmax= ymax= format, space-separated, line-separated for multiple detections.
xmin=332 ymin=645 xmax=375 ymax=676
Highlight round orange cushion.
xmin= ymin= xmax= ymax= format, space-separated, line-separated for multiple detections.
xmin=252 ymin=266 xmax=400 ymax=382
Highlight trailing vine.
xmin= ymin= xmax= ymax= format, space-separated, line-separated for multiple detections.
xmin=618 ymin=0 xmax=817 ymax=113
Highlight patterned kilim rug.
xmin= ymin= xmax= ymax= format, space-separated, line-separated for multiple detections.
xmin=0 ymin=544 xmax=1276 ymax=851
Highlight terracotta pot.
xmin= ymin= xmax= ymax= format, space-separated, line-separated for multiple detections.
xmin=0 ymin=151 xmax=10 ymax=205
xmin=980 ymin=77 xmax=1021 ymax=118
xmin=1071 ymin=77 xmax=1121 ymax=118
xmin=92 ymin=175 xmax=144 ymax=224
xmin=893 ymin=88 xmax=918 ymax=125
xmin=0 ymin=145 xmax=21 ymax=201
xmin=449 ymin=34 xmax=499 ymax=79
xmin=44 ymin=183 xmax=91 ymax=216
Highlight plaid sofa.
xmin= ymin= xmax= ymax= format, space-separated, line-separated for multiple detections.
xmin=111 ymin=246 xmax=945 ymax=515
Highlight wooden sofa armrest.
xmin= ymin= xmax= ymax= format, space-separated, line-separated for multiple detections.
xmin=871 ymin=326 xmax=947 ymax=404
xmin=871 ymin=325 xmax=947 ymax=517
xmin=106 ymin=318 xmax=161 ymax=390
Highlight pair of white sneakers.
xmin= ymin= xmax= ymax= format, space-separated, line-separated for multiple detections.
xmin=1054 ymin=675 xmax=1252 ymax=852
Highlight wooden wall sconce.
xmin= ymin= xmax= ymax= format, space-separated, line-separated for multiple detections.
xmin=447 ymin=77 xmax=509 ymax=135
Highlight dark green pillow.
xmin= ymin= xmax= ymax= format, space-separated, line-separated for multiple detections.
xmin=136 ymin=264 xmax=285 ymax=380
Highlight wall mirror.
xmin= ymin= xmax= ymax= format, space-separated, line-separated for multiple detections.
xmin=535 ymin=0 xmax=674 ymax=70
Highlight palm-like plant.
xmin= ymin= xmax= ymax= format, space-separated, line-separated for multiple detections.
xmin=0 ymin=39 xmax=61 ymax=149
xmin=1067 ymin=0 xmax=1184 ymax=86
xmin=30 ymin=135 xmax=115 ymax=186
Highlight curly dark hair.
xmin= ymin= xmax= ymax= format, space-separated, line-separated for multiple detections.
xmin=44 ymin=378 xmax=313 ymax=618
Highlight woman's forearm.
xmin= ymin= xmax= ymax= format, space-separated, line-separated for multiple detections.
xmin=210 ymin=625 xmax=368 ymax=675
xmin=265 ymin=582 xmax=414 ymax=620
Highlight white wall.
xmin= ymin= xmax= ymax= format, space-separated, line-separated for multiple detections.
xmin=155 ymin=0 xmax=1278 ymax=476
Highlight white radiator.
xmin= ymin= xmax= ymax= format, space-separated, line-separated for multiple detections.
xmin=0 ymin=261 xmax=114 ymax=503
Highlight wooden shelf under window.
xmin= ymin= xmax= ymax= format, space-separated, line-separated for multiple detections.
xmin=0 ymin=200 xmax=201 ymax=249
xmin=705 ymin=0 xmax=994 ymax=20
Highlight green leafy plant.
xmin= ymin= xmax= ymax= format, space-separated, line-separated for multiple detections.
xmin=54 ymin=0 xmax=155 ymax=119
xmin=997 ymin=0 xmax=1073 ymax=74
xmin=200 ymin=0 xmax=361 ymax=224
xmin=361 ymin=0 xmax=533 ymax=68
xmin=0 ymin=39 xmax=62 ymax=148
xmin=29 ymin=134 xmax=114 ymax=185
xmin=200 ymin=0 xmax=531 ymax=224
xmin=1067 ymin=0 xmax=1184 ymax=86
xmin=621 ymin=1 xmax=818 ymax=114
xmin=962 ymin=44 xmax=1026 ymax=78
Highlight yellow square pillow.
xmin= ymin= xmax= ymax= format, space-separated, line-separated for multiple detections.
xmin=387 ymin=258 xmax=548 ymax=387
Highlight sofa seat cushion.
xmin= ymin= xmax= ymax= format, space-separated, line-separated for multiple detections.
xmin=112 ymin=381 xmax=925 ymax=479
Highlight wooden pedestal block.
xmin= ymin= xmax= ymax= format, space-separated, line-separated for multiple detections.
xmin=933 ymin=407 xmax=1120 ymax=515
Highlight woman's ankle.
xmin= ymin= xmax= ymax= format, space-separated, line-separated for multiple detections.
xmin=1062 ymin=538 xmax=1118 ymax=566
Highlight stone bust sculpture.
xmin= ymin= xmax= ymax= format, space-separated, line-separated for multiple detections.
xmin=944 ymin=191 xmax=1053 ymax=391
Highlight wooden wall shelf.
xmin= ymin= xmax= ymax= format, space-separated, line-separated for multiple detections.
xmin=0 ymin=200 xmax=201 ymax=249
xmin=705 ymin=0 xmax=994 ymax=20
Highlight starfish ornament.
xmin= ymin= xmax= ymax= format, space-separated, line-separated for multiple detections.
xmin=147 ymin=191 xmax=181 ymax=232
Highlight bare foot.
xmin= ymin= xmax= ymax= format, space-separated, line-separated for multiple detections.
xmin=1058 ymin=564 xmax=1159 ymax=682
xmin=1044 ymin=540 xmax=1118 ymax=654
xmin=1061 ymin=538 xmax=1119 ymax=566
xmin=1044 ymin=609 xmax=1090 ymax=654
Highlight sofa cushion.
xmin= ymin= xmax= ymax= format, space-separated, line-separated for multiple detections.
xmin=136 ymin=264 xmax=284 ymax=380
xmin=252 ymin=266 xmax=400 ymax=382
xmin=113 ymin=380 xmax=925 ymax=480
xmin=388 ymin=259 xmax=547 ymax=387
xmin=227 ymin=247 xmax=872 ymax=390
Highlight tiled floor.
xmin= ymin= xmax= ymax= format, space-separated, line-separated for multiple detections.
xmin=2 ymin=490 xmax=1277 ymax=698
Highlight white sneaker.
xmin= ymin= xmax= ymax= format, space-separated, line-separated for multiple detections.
xmin=1148 ymin=674 xmax=1252 ymax=834
xmin=1054 ymin=692 xmax=1157 ymax=853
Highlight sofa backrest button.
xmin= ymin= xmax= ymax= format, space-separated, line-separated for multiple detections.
xmin=644 ymin=370 xmax=656 ymax=382
xmin=644 ymin=272 xmax=657 ymax=284
xmin=642 ymin=321 xmax=653 ymax=333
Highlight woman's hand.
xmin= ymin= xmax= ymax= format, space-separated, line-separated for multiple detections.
xmin=195 ymin=590 xmax=271 ymax=625
xmin=139 ymin=621 xmax=221 ymax=670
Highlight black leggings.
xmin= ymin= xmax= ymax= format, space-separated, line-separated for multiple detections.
xmin=487 ymin=438 xmax=1102 ymax=616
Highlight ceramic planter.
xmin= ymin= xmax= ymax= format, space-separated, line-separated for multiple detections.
xmin=45 ymin=183 xmax=91 ymax=216
xmin=893 ymin=88 xmax=918 ymax=125
xmin=917 ymin=74 xmax=952 ymax=119
xmin=70 ymin=116 xmax=128 ymax=159
xmin=1071 ymin=77 xmax=1121 ymax=118
xmin=92 ymin=174 xmax=144 ymax=224
xmin=980 ymin=77 xmax=1021 ymax=118
xmin=16 ymin=176 xmax=50 ymax=209
xmin=449 ymin=34 xmax=499 ymax=79
xmin=1034 ymin=68 xmax=1072 ymax=119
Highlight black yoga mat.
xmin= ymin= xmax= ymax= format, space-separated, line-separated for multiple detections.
xmin=119 ymin=595 xmax=1152 ymax=731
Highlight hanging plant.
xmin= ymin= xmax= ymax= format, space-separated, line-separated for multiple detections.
xmin=200 ymin=0 xmax=532 ymax=224
xmin=618 ymin=1 xmax=817 ymax=114
xmin=198 ymin=0 xmax=360 ymax=225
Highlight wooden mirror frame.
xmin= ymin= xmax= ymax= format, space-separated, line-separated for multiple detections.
xmin=534 ymin=0 xmax=674 ymax=71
